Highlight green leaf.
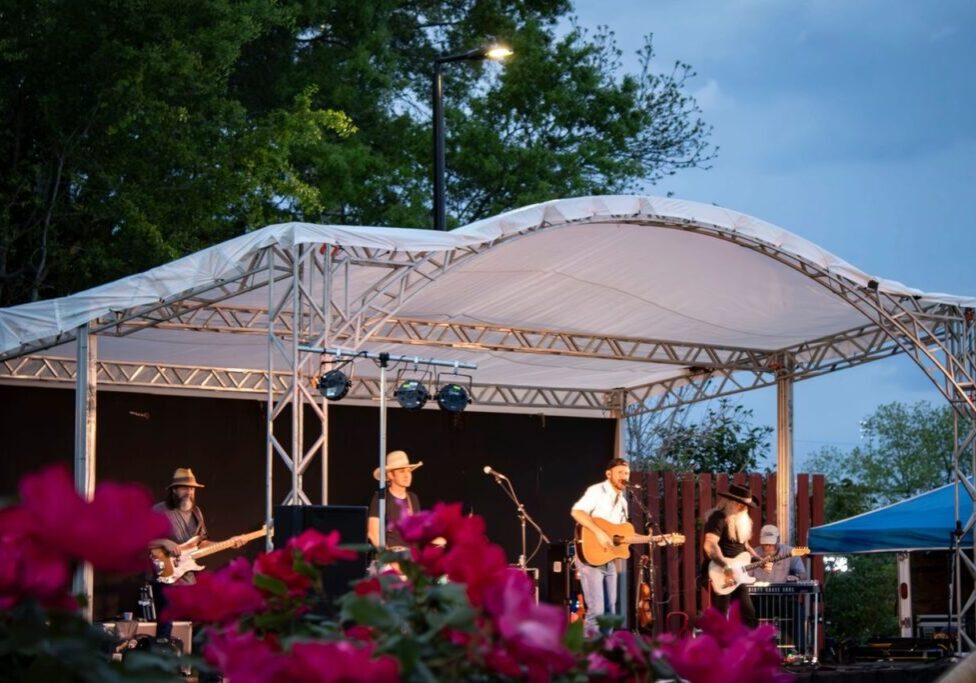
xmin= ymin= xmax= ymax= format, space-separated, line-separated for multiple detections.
xmin=252 ymin=572 xmax=288 ymax=596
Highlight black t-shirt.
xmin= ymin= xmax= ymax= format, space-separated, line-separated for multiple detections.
xmin=703 ymin=508 xmax=747 ymax=559
xmin=368 ymin=490 xmax=420 ymax=549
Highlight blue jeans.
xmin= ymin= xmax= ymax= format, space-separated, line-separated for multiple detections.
xmin=578 ymin=560 xmax=619 ymax=637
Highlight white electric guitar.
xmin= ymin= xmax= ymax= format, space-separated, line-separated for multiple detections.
xmin=150 ymin=526 xmax=267 ymax=584
xmin=708 ymin=547 xmax=809 ymax=595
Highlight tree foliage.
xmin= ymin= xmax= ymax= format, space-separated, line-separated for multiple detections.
xmin=808 ymin=400 xmax=959 ymax=521
xmin=0 ymin=0 xmax=715 ymax=305
xmin=628 ymin=399 xmax=772 ymax=474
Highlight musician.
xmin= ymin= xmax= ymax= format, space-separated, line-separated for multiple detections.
xmin=570 ymin=457 xmax=632 ymax=638
xmin=701 ymin=483 xmax=761 ymax=627
xmin=148 ymin=468 xmax=244 ymax=638
xmin=750 ymin=524 xmax=807 ymax=583
xmin=367 ymin=450 xmax=422 ymax=551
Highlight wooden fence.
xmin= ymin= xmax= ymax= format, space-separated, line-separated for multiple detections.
xmin=630 ymin=471 xmax=825 ymax=634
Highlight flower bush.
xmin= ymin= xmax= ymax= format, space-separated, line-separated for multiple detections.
xmin=1 ymin=466 xmax=789 ymax=682
xmin=0 ymin=464 xmax=177 ymax=681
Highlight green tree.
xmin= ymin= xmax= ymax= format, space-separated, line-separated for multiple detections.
xmin=1 ymin=0 xmax=715 ymax=305
xmin=808 ymin=400 xmax=958 ymax=519
xmin=628 ymin=399 xmax=772 ymax=473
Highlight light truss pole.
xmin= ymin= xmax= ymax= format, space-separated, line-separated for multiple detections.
xmin=300 ymin=345 xmax=476 ymax=548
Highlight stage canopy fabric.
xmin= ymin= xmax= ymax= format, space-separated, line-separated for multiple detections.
xmin=1 ymin=195 xmax=973 ymax=415
xmin=808 ymin=481 xmax=974 ymax=554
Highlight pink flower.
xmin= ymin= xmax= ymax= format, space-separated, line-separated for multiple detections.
xmin=344 ymin=625 xmax=375 ymax=642
xmin=396 ymin=502 xmax=484 ymax=547
xmin=0 ymin=530 xmax=74 ymax=610
xmin=255 ymin=548 xmax=312 ymax=596
xmin=162 ymin=558 xmax=266 ymax=623
xmin=353 ymin=577 xmax=382 ymax=596
xmin=443 ymin=542 xmax=508 ymax=606
xmin=284 ymin=641 xmax=399 ymax=682
xmin=17 ymin=464 xmax=170 ymax=572
xmin=587 ymin=652 xmax=625 ymax=680
xmin=203 ymin=626 xmax=285 ymax=683
xmin=483 ymin=569 xmax=575 ymax=679
xmin=286 ymin=528 xmax=356 ymax=566
xmin=658 ymin=604 xmax=787 ymax=683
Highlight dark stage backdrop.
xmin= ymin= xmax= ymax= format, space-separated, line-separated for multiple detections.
xmin=0 ymin=385 xmax=614 ymax=619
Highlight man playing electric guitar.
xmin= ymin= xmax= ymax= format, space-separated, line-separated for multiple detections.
xmin=148 ymin=468 xmax=247 ymax=639
xmin=701 ymin=483 xmax=763 ymax=627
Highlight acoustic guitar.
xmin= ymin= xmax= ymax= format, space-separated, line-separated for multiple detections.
xmin=577 ymin=518 xmax=685 ymax=566
xmin=150 ymin=526 xmax=267 ymax=584
xmin=707 ymin=547 xmax=810 ymax=595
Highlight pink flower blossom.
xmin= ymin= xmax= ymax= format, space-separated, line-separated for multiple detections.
xmin=658 ymin=604 xmax=788 ymax=683
xmin=17 ymin=464 xmax=170 ymax=572
xmin=353 ymin=577 xmax=382 ymax=596
xmin=0 ymin=530 xmax=74 ymax=610
xmin=286 ymin=528 xmax=356 ymax=566
xmin=203 ymin=626 xmax=285 ymax=683
xmin=283 ymin=641 xmax=399 ymax=682
xmin=483 ymin=568 xmax=575 ymax=680
xmin=162 ymin=558 xmax=266 ymax=623
xmin=255 ymin=548 xmax=312 ymax=596
xmin=443 ymin=541 xmax=508 ymax=606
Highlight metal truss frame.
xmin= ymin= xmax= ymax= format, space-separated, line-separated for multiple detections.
xmin=2 ymin=212 xmax=974 ymax=634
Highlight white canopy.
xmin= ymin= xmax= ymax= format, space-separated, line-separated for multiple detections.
xmin=1 ymin=195 xmax=972 ymax=416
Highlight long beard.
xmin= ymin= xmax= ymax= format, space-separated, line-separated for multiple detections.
xmin=178 ymin=496 xmax=194 ymax=512
xmin=728 ymin=509 xmax=753 ymax=543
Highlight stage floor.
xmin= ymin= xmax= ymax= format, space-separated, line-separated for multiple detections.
xmin=785 ymin=658 xmax=955 ymax=682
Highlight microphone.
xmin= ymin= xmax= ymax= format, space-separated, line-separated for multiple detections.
xmin=624 ymin=481 xmax=642 ymax=489
xmin=483 ymin=465 xmax=509 ymax=480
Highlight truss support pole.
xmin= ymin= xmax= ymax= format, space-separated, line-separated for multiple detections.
xmin=610 ymin=390 xmax=626 ymax=461
xmin=776 ymin=358 xmax=794 ymax=544
xmin=72 ymin=323 xmax=96 ymax=621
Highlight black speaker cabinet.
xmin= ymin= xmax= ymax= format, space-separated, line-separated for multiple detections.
xmin=546 ymin=541 xmax=571 ymax=605
xmin=273 ymin=505 xmax=369 ymax=605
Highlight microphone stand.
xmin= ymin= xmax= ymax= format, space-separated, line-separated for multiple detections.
xmin=627 ymin=486 xmax=659 ymax=633
xmin=488 ymin=473 xmax=550 ymax=570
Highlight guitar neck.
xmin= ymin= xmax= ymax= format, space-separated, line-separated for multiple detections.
xmin=190 ymin=529 xmax=265 ymax=560
xmin=744 ymin=552 xmax=793 ymax=571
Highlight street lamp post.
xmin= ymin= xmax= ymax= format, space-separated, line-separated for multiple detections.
xmin=433 ymin=45 xmax=512 ymax=231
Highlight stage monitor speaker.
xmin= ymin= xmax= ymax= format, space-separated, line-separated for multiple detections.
xmin=546 ymin=541 xmax=571 ymax=605
xmin=273 ymin=505 xmax=368 ymax=606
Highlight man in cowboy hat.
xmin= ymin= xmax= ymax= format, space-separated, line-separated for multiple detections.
xmin=148 ymin=468 xmax=245 ymax=638
xmin=367 ymin=451 xmax=423 ymax=550
xmin=701 ymin=482 xmax=763 ymax=627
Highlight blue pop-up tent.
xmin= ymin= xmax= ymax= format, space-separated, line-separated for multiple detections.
xmin=808 ymin=481 xmax=975 ymax=554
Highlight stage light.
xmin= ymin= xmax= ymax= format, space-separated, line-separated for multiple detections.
xmin=318 ymin=369 xmax=351 ymax=401
xmin=394 ymin=379 xmax=430 ymax=410
xmin=436 ymin=383 xmax=471 ymax=413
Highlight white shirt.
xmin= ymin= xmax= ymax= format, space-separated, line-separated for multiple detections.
xmin=572 ymin=481 xmax=628 ymax=524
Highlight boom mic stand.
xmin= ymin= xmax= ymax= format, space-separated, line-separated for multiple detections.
xmin=487 ymin=472 xmax=550 ymax=570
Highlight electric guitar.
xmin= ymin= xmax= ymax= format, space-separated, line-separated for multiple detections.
xmin=577 ymin=518 xmax=685 ymax=566
xmin=150 ymin=526 xmax=267 ymax=584
xmin=708 ymin=547 xmax=810 ymax=595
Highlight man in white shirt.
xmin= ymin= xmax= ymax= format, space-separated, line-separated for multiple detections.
xmin=571 ymin=458 xmax=632 ymax=637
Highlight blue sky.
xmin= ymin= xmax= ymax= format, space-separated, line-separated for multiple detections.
xmin=568 ymin=0 xmax=976 ymax=469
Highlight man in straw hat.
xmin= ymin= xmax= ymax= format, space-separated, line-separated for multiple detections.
xmin=701 ymin=482 xmax=762 ymax=627
xmin=367 ymin=451 xmax=423 ymax=551
xmin=148 ymin=468 xmax=244 ymax=638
